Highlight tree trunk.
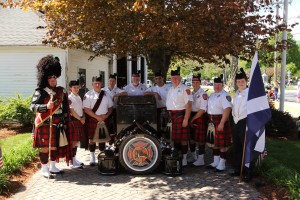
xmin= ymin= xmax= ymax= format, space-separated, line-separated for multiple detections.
xmin=146 ymin=48 xmax=172 ymax=80
xmin=228 ymin=56 xmax=239 ymax=92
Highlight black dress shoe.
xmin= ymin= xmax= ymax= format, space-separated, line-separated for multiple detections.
xmin=206 ymin=165 xmax=215 ymax=169
xmin=243 ymin=174 xmax=252 ymax=182
xmin=215 ymin=168 xmax=225 ymax=172
xmin=50 ymin=170 xmax=64 ymax=174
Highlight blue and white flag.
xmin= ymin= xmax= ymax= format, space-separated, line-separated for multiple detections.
xmin=245 ymin=51 xmax=271 ymax=166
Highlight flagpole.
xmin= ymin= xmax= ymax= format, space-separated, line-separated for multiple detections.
xmin=239 ymin=128 xmax=247 ymax=182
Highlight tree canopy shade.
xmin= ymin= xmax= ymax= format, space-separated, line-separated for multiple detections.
xmin=5 ymin=0 xmax=278 ymax=73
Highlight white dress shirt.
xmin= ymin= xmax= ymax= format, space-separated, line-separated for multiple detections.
xmin=207 ymin=90 xmax=232 ymax=115
xmin=232 ymin=88 xmax=248 ymax=123
xmin=166 ymin=83 xmax=193 ymax=110
xmin=83 ymin=89 xmax=113 ymax=115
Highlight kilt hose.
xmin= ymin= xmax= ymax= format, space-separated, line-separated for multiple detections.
xmin=67 ymin=118 xmax=84 ymax=142
xmin=190 ymin=112 xmax=207 ymax=144
xmin=169 ymin=110 xmax=190 ymax=141
xmin=207 ymin=114 xmax=231 ymax=148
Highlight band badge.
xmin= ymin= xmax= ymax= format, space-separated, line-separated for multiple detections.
xmin=226 ymin=96 xmax=232 ymax=102
xmin=202 ymin=94 xmax=208 ymax=100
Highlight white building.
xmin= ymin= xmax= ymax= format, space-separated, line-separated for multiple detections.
xmin=0 ymin=7 xmax=111 ymax=97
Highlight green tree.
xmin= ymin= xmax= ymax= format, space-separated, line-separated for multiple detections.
xmin=6 ymin=0 xmax=277 ymax=74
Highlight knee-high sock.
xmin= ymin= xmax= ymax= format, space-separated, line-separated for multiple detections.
xmin=73 ymin=147 xmax=77 ymax=157
xmin=50 ymin=150 xmax=57 ymax=161
xmin=190 ymin=143 xmax=196 ymax=152
xmin=181 ymin=145 xmax=188 ymax=154
xmin=89 ymin=143 xmax=96 ymax=152
xmin=213 ymin=149 xmax=220 ymax=156
xmin=199 ymin=145 xmax=205 ymax=155
xmin=39 ymin=152 xmax=48 ymax=164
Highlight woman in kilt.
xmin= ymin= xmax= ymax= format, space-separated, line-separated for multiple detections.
xmin=206 ymin=74 xmax=232 ymax=172
xmin=189 ymin=74 xmax=208 ymax=166
xmin=67 ymin=80 xmax=85 ymax=168
xmin=30 ymin=55 xmax=72 ymax=178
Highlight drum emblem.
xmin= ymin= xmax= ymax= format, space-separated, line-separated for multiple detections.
xmin=127 ymin=141 xmax=154 ymax=166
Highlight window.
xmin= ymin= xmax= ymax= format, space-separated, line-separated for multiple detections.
xmin=78 ymin=68 xmax=86 ymax=89
xmin=100 ymin=71 xmax=105 ymax=87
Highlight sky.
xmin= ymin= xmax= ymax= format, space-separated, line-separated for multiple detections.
xmin=285 ymin=0 xmax=300 ymax=41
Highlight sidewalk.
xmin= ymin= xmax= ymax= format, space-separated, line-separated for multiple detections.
xmin=273 ymin=101 xmax=300 ymax=118
xmin=11 ymin=149 xmax=261 ymax=200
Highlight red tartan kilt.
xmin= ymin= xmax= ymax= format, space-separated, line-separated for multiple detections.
xmin=33 ymin=124 xmax=57 ymax=148
xmin=208 ymin=114 xmax=231 ymax=148
xmin=87 ymin=118 xmax=98 ymax=139
xmin=67 ymin=119 xmax=84 ymax=142
xmin=191 ymin=112 xmax=207 ymax=143
xmin=170 ymin=110 xmax=189 ymax=141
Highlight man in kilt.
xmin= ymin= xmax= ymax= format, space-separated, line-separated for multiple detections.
xmin=230 ymin=68 xmax=252 ymax=181
xmin=189 ymin=74 xmax=208 ymax=166
xmin=101 ymin=73 xmax=127 ymax=144
xmin=206 ymin=74 xmax=232 ymax=172
xmin=145 ymin=71 xmax=170 ymax=138
xmin=30 ymin=55 xmax=72 ymax=178
xmin=166 ymin=67 xmax=193 ymax=166
xmin=67 ymin=80 xmax=85 ymax=168
xmin=83 ymin=76 xmax=113 ymax=166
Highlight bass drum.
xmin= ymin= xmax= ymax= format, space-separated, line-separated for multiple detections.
xmin=119 ymin=133 xmax=161 ymax=174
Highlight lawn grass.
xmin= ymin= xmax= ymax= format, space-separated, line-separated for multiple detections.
xmin=0 ymin=133 xmax=38 ymax=193
xmin=259 ymin=138 xmax=300 ymax=199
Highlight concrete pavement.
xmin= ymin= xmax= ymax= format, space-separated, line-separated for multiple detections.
xmin=11 ymin=148 xmax=262 ymax=200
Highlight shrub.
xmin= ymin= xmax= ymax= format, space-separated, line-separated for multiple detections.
xmin=0 ymin=134 xmax=38 ymax=193
xmin=265 ymin=101 xmax=297 ymax=137
xmin=0 ymin=95 xmax=34 ymax=126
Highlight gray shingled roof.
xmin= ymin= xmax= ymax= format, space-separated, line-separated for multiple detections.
xmin=0 ymin=7 xmax=47 ymax=46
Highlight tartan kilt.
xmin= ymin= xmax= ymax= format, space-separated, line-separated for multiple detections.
xmin=33 ymin=124 xmax=57 ymax=148
xmin=67 ymin=119 xmax=84 ymax=142
xmin=169 ymin=110 xmax=189 ymax=141
xmin=33 ymin=122 xmax=71 ymax=163
xmin=190 ymin=112 xmax=207 ymax=143
xmin=86 ymin=117 xmax=98 ymax=139
xmin=207 ymin=114 xmax=231 ymax=148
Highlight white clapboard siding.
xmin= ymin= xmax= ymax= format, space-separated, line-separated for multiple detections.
xmin=67 ymin=49 xmax=109 ymax=89
xmin=0 ymin=47 xmax=66 ymax=98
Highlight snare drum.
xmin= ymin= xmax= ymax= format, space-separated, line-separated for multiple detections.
xmin=163 ymin=154 xmax=182 ymax=176
xmin=98 ymin=151 xmax=118 ymax=175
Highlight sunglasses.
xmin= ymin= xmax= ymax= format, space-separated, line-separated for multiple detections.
xmin=48 ymin=75 xmax=57 ymax=79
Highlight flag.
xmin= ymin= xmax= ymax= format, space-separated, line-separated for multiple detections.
xmin=245 ymin=51 xmax=272 ymax=166
xmin=0 ymin=146 xmax=3 ymax=169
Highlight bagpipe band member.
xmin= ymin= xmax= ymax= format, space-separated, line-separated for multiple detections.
xmin=231 ymin=68 xmax=252 ymax=181
xmin=101 ymin=73 xmax=127 ymax=143
xmin=30 ymin=55 xmax=71 ymax=178
xmin=67 ymin=80 xmax=85 ymax=169
xmin=123 ymin=70 xmax=147 ymax=96
xmin=145 ymin=70 xmax=170 ymax=138
xmin=189 ymin=73 xmax=208 ymax=166
xmin=206 ymin=74 xmax=232 ymax=172
xmin=166 ymin=67 xmax=193 ymax=167
xmin=83 ymin=76 xmax=113 ymax=166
